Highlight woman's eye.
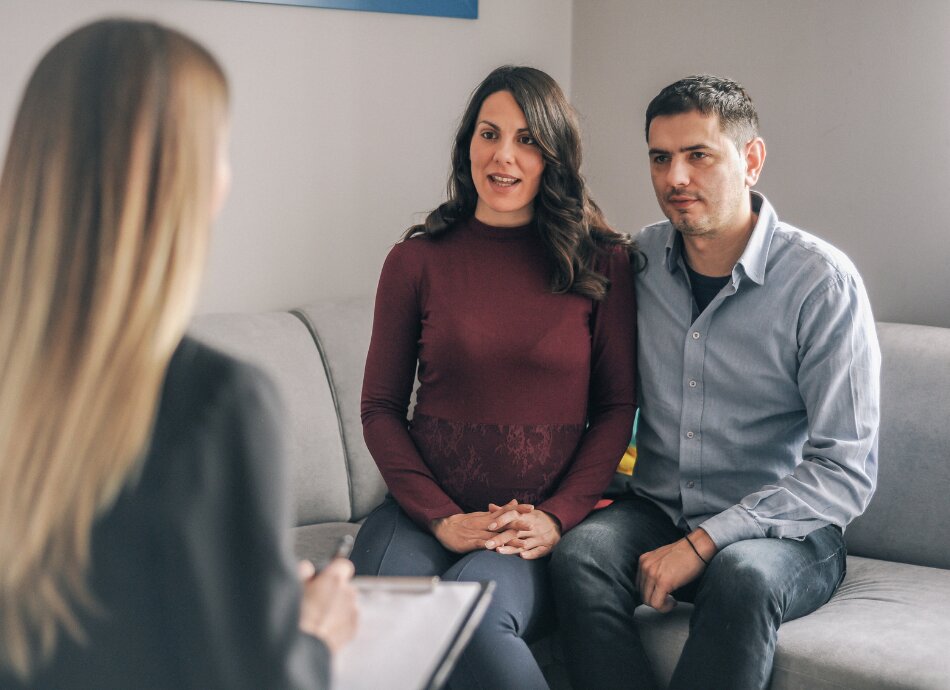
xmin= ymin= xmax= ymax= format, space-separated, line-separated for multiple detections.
xmin=519 ymin=135 xmax=537 ymax=145
xmin=480 ymin=130 xmax=497 ymax=140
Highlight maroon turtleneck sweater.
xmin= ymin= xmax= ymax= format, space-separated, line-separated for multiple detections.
xmin=361 ymin=216 xmax=637 ymax=533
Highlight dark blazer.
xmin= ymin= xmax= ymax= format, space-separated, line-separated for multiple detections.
xmin=3 ymin=338 xmax=329 ymax=689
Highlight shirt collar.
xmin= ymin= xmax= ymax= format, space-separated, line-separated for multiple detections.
xmin=663 ymin=191 xmax=777 ymax=286
xmin=734 ymin=192 xmax=775 ymax=285
xmin=663 ymin=229 xmax=683 ymax=273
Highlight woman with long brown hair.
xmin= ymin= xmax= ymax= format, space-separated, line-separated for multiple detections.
xmin=0 ymin=19 xmax=355 ymax=688
xmin=354 ymin=65 xmax=639 ymax=688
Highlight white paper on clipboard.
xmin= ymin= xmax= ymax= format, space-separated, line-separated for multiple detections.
xmin=332 ymin=578 xmax=494 ymax=690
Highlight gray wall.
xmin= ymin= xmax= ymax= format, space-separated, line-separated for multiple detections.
xmin=0 ymin=0 xmax=572 ymax=314
xmin=572 ymin=0 xmax=950 ymax=328
xmin=4 ymin=1 xmax=948 ymax=327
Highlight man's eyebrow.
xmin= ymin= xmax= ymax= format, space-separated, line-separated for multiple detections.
xmin=648 ymin=144 xmax=711 ymax=155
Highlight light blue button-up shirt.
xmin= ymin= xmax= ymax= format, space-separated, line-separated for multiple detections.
xmin=633 ymin=192 xmax=881 ymax=549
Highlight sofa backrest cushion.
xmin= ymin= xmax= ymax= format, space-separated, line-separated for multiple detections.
xmin=189 ymin=312 xmax=352 ymax=524
xmin=294 ymin=297 xmax=388 ymax=521
xmin=845 ymin=321 xmax=950 ymax=569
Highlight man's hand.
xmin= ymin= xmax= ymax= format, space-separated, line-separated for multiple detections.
xmin=430 ymin=500 xmax=527 ymax=554
xmin=298 ymin=559 xmax=358 ymax=653
xmin=637 ymin=529 xmax=717 ymax=612
xmin=489 ymin=504 xmax=562 ymax=560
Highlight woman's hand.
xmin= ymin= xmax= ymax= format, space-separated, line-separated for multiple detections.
xmin=483 ymin=500 xmax=535 ymax=550
xmin=430 ymin=500 xmax=531 ymax=554
xmin=491 ymin=507 xmax=562 ymax=559
xmin=297 ymin=558 xmax=358 ymax=654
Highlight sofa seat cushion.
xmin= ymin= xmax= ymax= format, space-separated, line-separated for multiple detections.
xmin=634 ymin=555 xmax=950 ymax=689
xmin=773 ymin=555 xmax=950 ymax=689
xmin=293 ymin=522 xmax=360 ymax=563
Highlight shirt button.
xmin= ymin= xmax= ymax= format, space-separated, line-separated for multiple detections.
xmin=692 ymin=331 xmax=701 ymax=340
xmin=686 ymin=431 xmax=695 ymax=439
xmin=689 ymin=380 xmax=697 ymax=388
xmin=686 ymin=481 xmax=695 ymax=489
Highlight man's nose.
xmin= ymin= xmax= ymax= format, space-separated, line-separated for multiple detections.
xmin=667 ymin=157 xmax=689 ymax=188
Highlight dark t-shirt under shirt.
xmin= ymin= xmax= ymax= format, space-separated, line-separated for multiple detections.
xmin=686 ymin=262 xmax=730 ymax=314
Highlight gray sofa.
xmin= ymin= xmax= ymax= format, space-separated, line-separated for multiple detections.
xmin=191 ymin=299 xmax=950 ymax=689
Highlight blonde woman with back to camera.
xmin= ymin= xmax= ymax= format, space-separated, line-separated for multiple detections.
xmin=0 ymin=19 xmax=356 ymax=689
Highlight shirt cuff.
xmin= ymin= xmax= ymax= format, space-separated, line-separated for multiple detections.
xmin=699 ymin=504 xmax=767 ymax=549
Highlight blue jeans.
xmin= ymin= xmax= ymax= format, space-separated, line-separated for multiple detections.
xmin=549 ymin=496 xmax=846 ymax=690
xmin=351 ymin=498 xmax=553 ymax=690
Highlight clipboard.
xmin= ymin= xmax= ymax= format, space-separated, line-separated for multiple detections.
xmin=332 ymin=578 xmax=495 ymax=690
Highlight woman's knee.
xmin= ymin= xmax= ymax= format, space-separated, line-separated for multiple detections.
xmin=444 ymin=551 xmax=553 ymax=640
xmin=351 ymin=498 xmax=453 ymax=576
xmin=351 ymin=499 xmax=400 ymax=575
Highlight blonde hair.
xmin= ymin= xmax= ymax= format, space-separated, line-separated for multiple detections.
xmin=0 ymin=19 xmax=228 ymax=679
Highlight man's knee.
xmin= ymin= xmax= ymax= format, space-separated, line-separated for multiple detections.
xmin=551 ymin=518 xmax=635 ymax=597
xmin=701 ymin=541 xmax=784 ymax=612
xmin=553 ymin=520 xmax=609 ymax=568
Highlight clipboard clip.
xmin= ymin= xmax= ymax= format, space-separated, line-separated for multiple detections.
xmin=353 ymin=576 xmax=440 ymax=593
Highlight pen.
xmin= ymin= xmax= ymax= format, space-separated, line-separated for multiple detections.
xmin=353 ymin=576 xmax=440 ymax=593
xmin=333 ymin=533 xmax=354 ymax=560
xmin=309 ymin=534 xmax=355 ymax=577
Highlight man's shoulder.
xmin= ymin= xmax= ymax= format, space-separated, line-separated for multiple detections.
xmin=768 ymin=221 xmax=862 ymax=284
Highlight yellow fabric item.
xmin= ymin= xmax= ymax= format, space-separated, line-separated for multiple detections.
xmin=617 ymin=446 xmax=637 ymax=476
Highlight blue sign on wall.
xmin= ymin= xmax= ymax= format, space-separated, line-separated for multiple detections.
xmin=221 ymin=0 xmax=477 ymax=19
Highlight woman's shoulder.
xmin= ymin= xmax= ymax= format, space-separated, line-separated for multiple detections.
xmin=591 ymin=237 xmax=637 ymax=274
xmin=142 ymin=338 xmax=281 ymax=492
xmin=161 ymin=337 xmax=275 ymax=416
xmin=381 ymin=224 xmax=466 ymax=278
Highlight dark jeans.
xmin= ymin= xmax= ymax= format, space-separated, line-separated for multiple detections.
xmin=549 ymin=495 xmax=846 ymax=690
xmin=351 ymin=498 xmax=554 ymax=690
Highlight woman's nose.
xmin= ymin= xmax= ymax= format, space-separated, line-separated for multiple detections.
xmin=493 ymin=138 xmax=515 ymax=165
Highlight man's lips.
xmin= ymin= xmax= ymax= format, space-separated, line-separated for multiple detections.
xmin=668 ymin=194 xmax=699 ymax=210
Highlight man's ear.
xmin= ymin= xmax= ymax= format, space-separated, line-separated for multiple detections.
xmin=744 ymin=137 xmax=766 ymax=187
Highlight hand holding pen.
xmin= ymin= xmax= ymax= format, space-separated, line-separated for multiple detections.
xmin=297 ymin=534 xmax=358 ymax=653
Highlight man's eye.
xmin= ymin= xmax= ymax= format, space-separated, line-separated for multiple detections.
xmin=690 ymin=151 xmax=708 ymax=159
xmin=652 ymin=155 xmax=669 ymax=164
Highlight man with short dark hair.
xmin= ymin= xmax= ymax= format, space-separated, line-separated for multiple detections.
xmin=550 ymin=75 xmax=881 ymax=689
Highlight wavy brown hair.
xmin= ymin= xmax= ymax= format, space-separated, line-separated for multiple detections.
xmin=405 ymin=65 xmax=639 ymax=300
xmin=0 ymin=19 xmax=228 ymax=680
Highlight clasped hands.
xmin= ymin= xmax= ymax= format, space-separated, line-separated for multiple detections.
xmin=430 ymin=499 xmax=561 ymax=559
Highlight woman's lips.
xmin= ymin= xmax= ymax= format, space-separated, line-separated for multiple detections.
xmin=488 ymin=173 xmax=520 ymax=189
